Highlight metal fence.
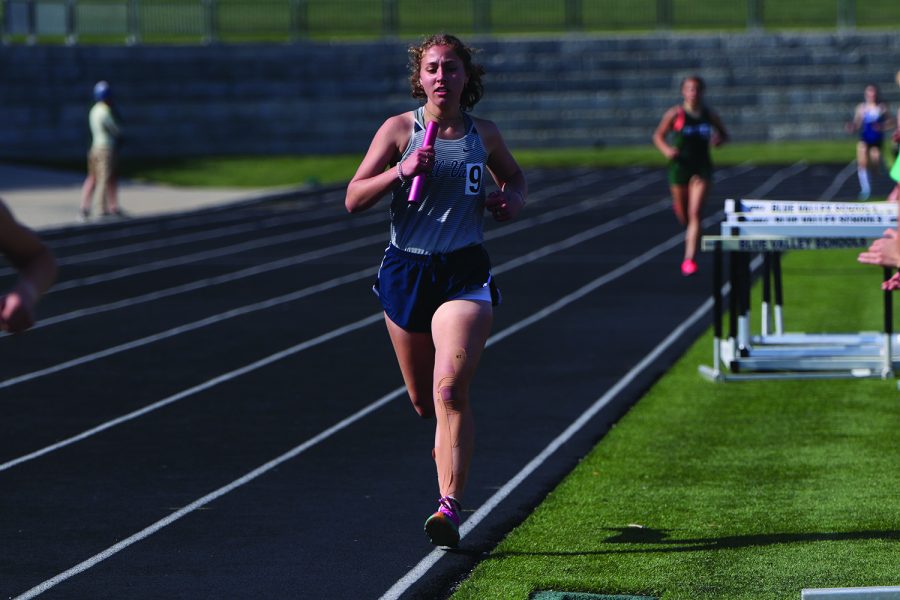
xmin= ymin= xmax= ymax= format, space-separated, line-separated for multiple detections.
xmin=2 ymin=0 xmax=898 ymax=44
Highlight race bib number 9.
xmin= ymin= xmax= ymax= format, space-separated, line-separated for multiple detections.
xmin=465 ymin=163 xmax=483 ymax=196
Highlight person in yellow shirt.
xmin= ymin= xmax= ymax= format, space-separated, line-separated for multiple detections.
xmin=79 ymin=81 xmax=124 ymax=221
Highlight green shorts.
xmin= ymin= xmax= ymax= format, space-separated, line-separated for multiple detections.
xmin=668 ymin=158 xmax=712 ymax=185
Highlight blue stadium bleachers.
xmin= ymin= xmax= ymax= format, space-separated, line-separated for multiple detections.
xmin=1 ymin=32 xmax=898 ymax=160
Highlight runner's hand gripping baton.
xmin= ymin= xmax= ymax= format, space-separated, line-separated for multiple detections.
xmin=408 ymin=121 xmax=438 ymax=203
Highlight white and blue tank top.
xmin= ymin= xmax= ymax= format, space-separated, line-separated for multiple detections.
xmin=390 ymin=107 xmax=488 ymax=255
xmin=860 ymin=104 xmax=885 ymax=146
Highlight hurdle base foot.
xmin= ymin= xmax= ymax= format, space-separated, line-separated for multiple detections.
xmin=698 ymin=369 xmax=885 ymax=382
xmin=698 ymin=364 xmax=723 ymax=382
xmin=802 ymin=586 xmax=900 ymax=599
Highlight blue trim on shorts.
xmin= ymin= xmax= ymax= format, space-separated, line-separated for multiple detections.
xmin=373 ymin=244 xmax=499 ymax=332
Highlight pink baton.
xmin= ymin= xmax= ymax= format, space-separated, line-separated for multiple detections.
xmin=408 ymin=121 xmax=438 ymax=203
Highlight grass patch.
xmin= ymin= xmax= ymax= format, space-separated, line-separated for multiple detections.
xmin=118 ymin=155 xmax=360 ymax=188
xmin=13 ymin=139 xmax=856 ymax=188
xmin=5 ymin=0 xmax=900 ymax=43
xmin=450 ymin=249 xmax=900 ymax=599
xmin=513 ymin=140 xmax=859 ymax=170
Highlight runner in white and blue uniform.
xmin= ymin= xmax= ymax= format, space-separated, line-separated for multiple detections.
xmin=848 ymin=83 xmax=892 ymax=200
xmin=346 ymin=33 xmax=527 ymax=548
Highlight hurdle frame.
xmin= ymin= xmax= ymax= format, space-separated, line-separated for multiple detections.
xmin=699 ymin=198 xmax=897 ymax=382
xmin=801 ymin=586 xmax=900 ymax=599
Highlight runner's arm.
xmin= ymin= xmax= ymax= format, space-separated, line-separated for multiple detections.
xmin=652 ymin=107 xmax=679 ymax=159
xmin=0 ymin=200 xmax=57 ymax=333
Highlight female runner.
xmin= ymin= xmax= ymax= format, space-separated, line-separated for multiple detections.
xmin=847 ymin=83 xmax=891 ymax=200
xmin=653 ymin=75 xmax=729 ymax=276
xmin=345 ymin=34 xmax=527 ymax=547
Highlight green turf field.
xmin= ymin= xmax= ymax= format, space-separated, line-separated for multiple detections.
xmin=450 ymin=248 xmax=900 ymax=599
xmin=12 ymin=139 xmax=868 ymax=188
xmin=111 ymin=140 xmax=868 ymax=188
xmin=5 ymin=0 xmax=900 ymax=44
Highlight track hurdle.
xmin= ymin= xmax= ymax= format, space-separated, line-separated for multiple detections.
xmin=699 ymin=199 xmax=897 ymax=381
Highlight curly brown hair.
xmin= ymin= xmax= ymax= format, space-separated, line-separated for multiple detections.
xmin=408 ymin=33 xmax=485 ymax=111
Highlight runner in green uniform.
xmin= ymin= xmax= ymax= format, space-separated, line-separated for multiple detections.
xmin=653 ymin=76 xmax=729 ymax=276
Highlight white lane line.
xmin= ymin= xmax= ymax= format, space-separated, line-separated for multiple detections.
xmin=0 ymin=195 xmax=674 ymax=466
xmin=493 ymin=199 xmax=670 ymax=275
xmin=10 ymin=201 xmax=692 ymax=600
xmin=47 ymin=212 xmax=385 ymax=293
xmin=12 ymin=385 xmax=407 ymax=600
xmin=0 ymin=231 xmax=386 ymax=339
xmin=52 ymin=210 xmax=334 ymax=265
xmin=818 ymin=161 xmax=858 ymax=201
xmin=43 ymin=191 xmax=341 ymax=251
xmin=0 ymin=263 xmax=380 ymax=390
xmin=0 ymin=312 xmax=385 ymax=473
xmin=0 ymin=195 xmax=347 ymax=279
xmin=746 ymin=161 xmax=809 ymax=199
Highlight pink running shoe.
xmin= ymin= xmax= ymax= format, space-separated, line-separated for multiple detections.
xmin=681 ymin=259 xmax=698 ymax=276
xmin=424 ymin=496 xmax=461 ymax=547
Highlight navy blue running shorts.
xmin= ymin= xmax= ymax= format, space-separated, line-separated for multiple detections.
xmin=373 ymin=244 xmax=500 ymax=333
